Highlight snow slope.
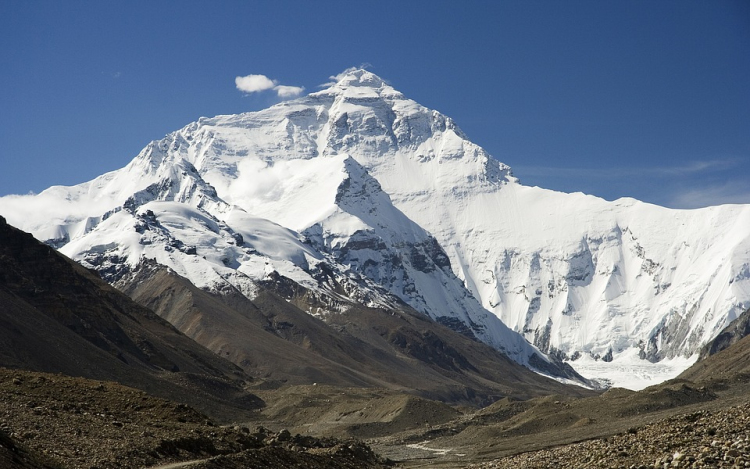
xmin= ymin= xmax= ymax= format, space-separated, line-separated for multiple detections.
xmin=3 ymin=68 xmax=749 ymax=387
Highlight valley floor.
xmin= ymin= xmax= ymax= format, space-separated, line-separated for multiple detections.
xmin=375 ymin=380 xmax=750 ymax=468
xmin=3 ymin=365 xmax=750 ymax=469
xmin=0 ymin=368 xmax=389 ymax=469
xmin=468 ymin=401 xmax=750 ymax=468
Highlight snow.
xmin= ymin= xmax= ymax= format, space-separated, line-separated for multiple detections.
xmin=2 ymin=68 xmax=750 ymax=387
xmin=569 ymin=349 xmax=698 ymax=391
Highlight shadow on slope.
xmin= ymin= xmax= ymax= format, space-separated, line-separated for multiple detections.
xmin=118 ymin=262 xmax=595 ymax=407
xmin=682 ymin=307 xmax=750 ymax=384
xmin=0 ymin=216 xmax=261 ymax=422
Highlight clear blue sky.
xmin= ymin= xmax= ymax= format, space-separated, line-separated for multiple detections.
xmin=1 ymin=0 xmax=749 ymax=208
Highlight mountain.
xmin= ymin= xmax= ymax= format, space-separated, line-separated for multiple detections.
xmin=2 ymin=68 xmax=749 ymax=388
xmin=0 ymin=88 xmax=563 ymax=379
xmin=0 ymin=215 xmax=261 ymax=421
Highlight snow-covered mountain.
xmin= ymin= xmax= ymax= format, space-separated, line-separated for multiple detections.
xmin=2 ymin=68 xmax=749 ymax=388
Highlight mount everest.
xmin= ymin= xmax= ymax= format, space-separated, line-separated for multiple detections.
xmin=2 ymin=69 xmax=749 ymax=389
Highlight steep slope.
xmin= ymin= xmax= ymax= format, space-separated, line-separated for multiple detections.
xmin=117 ymin=261 xmax=406 ymax=389
xmin=3 ymin=69 xmax=749 ymax=387
xmin=116 ymin=261 xmax=592 ymax=403
xmin=296 ymin=155 xmax=541 ymax=363
xmin=0 ymin=215 xmax=261 ymax=421
xmin=295 ymin=70 xmax=750 ymax=386
xmin=697 ymin=307 xmax=750 ymax=360
xmin=678 ymin=307 xmax=750 ymax=383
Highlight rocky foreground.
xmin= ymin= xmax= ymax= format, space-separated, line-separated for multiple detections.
xmin=469 ymin=402 xmax=750 ymax=469
xmin=0 ymin=369 xmax=391 ymax=469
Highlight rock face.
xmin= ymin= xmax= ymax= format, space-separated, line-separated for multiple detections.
xmin=697 ymin=307 xmax=750 ymax=360
xmin=2 ymin=68 xmax=750 ymax=385
xmin=679 ymin=307 xmax=750 ymax=384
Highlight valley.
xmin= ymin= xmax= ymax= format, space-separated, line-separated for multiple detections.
xmin=2 ymin=201 xmax=750 ymax=468
xmin=3 ymin=358 xmax=750 ymax=468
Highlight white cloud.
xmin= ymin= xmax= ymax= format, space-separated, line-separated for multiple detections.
xmin=235 ymin=74 xmax=277 ymax=94
xmin=235 ymin=74 xmax=305 ymax=99
xmin=273 ymin=85 xmax=304 ymax=98
xmin=0 ymin=190 xmax=121 ymax=238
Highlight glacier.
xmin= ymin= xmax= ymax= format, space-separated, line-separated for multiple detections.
xmin=2 ymin=68 xmax=750 ymax=389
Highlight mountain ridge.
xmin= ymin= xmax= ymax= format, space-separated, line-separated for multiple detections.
xmin=2 ymin=68 xmax=749 ymax=388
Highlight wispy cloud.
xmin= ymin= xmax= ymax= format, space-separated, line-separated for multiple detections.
xmin=235 ymin=74 xmax=305 ymax=98
xmin=101 ymin=71 xmax=123 ymax=79
xmin=650 ymin=158 xmax=741 ymax=176
xmin=666 ymin=181 xmax=750 ymax=209
xmin=512 ymin=157 xmax=750 ymax=209
xmin=514 ymin=158 xmax=743 ymax=181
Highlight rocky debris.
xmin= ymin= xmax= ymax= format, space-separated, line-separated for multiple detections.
xmin=0 ymin=369 xmax=391 ymax=469
xmin=469 ymin=402 xmax=750 ymax=468
xmin=0 ymin=428 xmax=61 ymax=469
xmin=187 ymin=440 xmax=387 ymax=469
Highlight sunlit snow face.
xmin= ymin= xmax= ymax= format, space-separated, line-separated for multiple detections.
xmin=209 ymin=154 xmax=347 ymax=233
xmin=231 ymin=158 xmax=284 ymax=202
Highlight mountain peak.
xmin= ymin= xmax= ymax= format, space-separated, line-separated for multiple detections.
xmin=313 ymin=68 xmax=403 ymax=100
xmin=334 ymin=68 xmax=386 ymax=88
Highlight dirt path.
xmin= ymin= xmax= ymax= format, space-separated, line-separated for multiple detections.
xmin=406 ymin=441 xmax=457 ymax=456
xmin=145 ymin=459 xmax=206 ymax=469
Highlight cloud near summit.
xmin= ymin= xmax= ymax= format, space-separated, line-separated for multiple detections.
xmin=235 ymin=74 xmax=304 ymax=98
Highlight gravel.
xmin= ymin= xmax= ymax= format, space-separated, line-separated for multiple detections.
xmin=468 ymin=403 xmax=750 ymax=468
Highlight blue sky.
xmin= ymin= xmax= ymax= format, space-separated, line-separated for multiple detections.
xmin=1 ymin=0 xmax=749 ymax=208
